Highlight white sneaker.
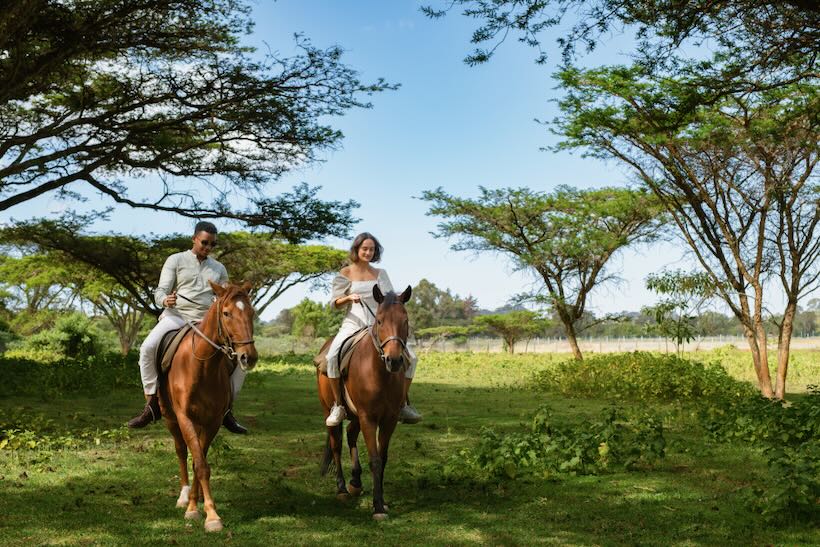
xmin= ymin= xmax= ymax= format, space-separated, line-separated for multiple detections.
xmin=325 ymin=403 xmax=346 ymax=426
xmin=398 ymin=403 xmax=422 ymax=424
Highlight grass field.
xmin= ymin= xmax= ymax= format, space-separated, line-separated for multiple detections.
xmin=0 ymin=350 xmax=818 ymax=545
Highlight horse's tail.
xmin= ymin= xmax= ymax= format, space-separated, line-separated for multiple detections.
xmin=320 ymin=428 xmax=335 ymax=476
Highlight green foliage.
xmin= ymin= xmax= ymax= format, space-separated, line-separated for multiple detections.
xmin=643 ymin=270 xmax=717 ymax=354
xmin=216 ymin=233 xmax=348 ymax=316
xmin=14 ymin=313 xmax=101 ymax=361
xmin=1 ymin=1 xmax=380 ymax=233
xmin=475 ymin=311 xmax=547 ymax=353
xmin=445 ymin=405 xmax=665 ymax=481
xmin=406 ymin=278 xmax=478 ymax=330
xmin=0 ymin=352 xmax=140 ymax=398
xmin=533 ymin=352 xmax=757 ymax=402
xmin=699 ymin=387 xmax=820 ymax=523
xmin=0 ymin=410 xmax=129 ymax=451
xmin=423 ymin=185 xmax=666 ymax=357
xmin=289 ymin=298 xmax=341 ymax=340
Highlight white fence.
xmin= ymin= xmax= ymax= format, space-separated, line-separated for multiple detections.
xmin=415 ymin=335 xmax=820 ymax=354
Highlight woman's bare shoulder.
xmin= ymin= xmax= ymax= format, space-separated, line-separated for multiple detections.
xmin=339 ymin=266 xmax=351 ymax=277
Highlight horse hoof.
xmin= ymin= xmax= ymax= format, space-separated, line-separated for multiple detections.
xmin=346 ymin=484 xmax=362 ymax=497
xmin=184 ymin=510 xmax=201 ymax=521
xmin=205 ymin=519 xmax=223 ymax=533
xmin=336 ymin=492 xmax=351 ymax=502
xmin=372 ymin=513 xmax=389 ymax=521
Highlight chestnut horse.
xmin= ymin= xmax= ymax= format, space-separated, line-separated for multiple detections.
xmin=317 ymin=284 xmax=412 ymax=520
xmin=159 ymin=280 xmax=258 ymax=532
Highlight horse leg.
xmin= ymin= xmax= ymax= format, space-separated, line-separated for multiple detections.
xmin=328 ymin=424 xmax=348 ymax=500
xmin=170 ymin=423 xmax=191 ymax=509
xmin=359 ymin=415 xmax=387 ymax=519
xmin=178 ymin=417 xmax=222 ymax=532
xmin=377 ymin=418 xmax=398 ymax=510
xmin=198 ymin=426 xmax=223 ymax=532
xmin=346 ymin=418 xmax=363 ymax=496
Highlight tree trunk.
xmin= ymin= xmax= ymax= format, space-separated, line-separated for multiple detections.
xmin=775 ymin=301 xmax=797 ymax=400
xmin=563 ymin=322 xmax=583 ymax=361
xmin=506 ymin=335 xmax=516 ymax=354
xmin=743 ymin=323 xmax=774 ymax=397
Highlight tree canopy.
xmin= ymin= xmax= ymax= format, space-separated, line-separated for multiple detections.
xmin=0 ymin=0 xmax=391 ymax=239
xmin=423 ymin=185 xmax=666 ymax=359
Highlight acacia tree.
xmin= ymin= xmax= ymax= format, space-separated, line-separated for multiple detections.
xmin=554 ymin=68 xmax=820 ymax=397
xmin=215 ymin=232 xmax=347 ymax=317
xmin=423 ymin=185 xmax=665 ymax=359
xmin=474 ymin=311 xmax=545 ymax=354
xmin=423 ymin=0 xmax=819 ymax=92
xmin=1 ymin=0 xmax=384 ymax=237
xmin=0 ymin=221 xmax=348 ymax=324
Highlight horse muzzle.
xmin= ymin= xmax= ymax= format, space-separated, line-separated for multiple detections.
xmin=383 ymin=355 xmax=404 ymax=373
xmin=237 ymin=348 xmax=258 ymax=372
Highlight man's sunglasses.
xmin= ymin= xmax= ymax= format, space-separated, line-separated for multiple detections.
xmin=199 ymin=239 xmax=217 ymax=247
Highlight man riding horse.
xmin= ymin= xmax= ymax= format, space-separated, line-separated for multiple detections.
xmin=127 ymin=221 xmax=248 ymax=434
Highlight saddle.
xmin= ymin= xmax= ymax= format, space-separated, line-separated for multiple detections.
xmin=314 ymin=328 xmax=370 ymax=377
xmin=157 ymin=324 xmax=194 ymax=374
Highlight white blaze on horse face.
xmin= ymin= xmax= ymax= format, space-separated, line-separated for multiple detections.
xmin=236 ymin=301 xmax=245 ymax=311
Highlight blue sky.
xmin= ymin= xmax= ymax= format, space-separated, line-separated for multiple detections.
xmin=3 ymin=0 xmax=692 ymax=321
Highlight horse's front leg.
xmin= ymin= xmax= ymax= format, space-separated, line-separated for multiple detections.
xmin=377 ymin=417 xmax=397 ymax=497
xmin=359 ymin=415 xmax=387 ymax=519
xmin=178 ymin=416 xmax=222 ymax=532
xmin=346 ymin=418 xmax=363 ymax=496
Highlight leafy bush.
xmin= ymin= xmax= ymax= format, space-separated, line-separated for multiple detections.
xmin=532 ymin=352 xmax=757 ymax=402
xmin=700 ymin=386 xmax=820 ymax=523
xmin=12 ymin=313 xmax=102 ymax=360
xmin=444 ymin=405 xmax=665 ymax=481
xmin=0 ymin=352 xmax=140 ymax=398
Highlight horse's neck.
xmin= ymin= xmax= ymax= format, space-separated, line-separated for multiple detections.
xmin=192 ymin=304 xmax=223 ymax=364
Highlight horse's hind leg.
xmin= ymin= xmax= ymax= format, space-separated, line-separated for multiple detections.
xmin=346 ymin=418 xmax=363 ymax=496
xmin=170 ymin=423 xmax=191 ymax=509
xmin=328 ymin=424 xmax=348 ymax=500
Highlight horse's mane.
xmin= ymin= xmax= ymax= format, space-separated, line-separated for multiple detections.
xmin=381 ymin=291 xmax=400 ymax=306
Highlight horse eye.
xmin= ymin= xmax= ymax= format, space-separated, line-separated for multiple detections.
xmin=223 ymin=311 xmax=230 ymax=317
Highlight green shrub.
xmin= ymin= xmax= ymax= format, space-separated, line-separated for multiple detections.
xmin=0 ymin=352 xmax=140 ymax=398
xmin=700 ymin=386 xmax=820 ymax=523
xmin=16 ymin=313 xmax=101 ymax=360
xmin=444 ymin=405 xmax=665 ymax=481
xmin=532 ymin=352 xmax=757 ymax=402
xmin=0 ymin=410 xmax=130 ymax=451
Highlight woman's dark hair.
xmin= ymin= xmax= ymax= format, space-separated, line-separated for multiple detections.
xmin=349 ymin=232 xmax=383 ymax=263
xmin=194 ymin=221 xmax=218 ymax=235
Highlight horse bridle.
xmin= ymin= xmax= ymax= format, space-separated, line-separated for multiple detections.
xmin=360 ymin=301 xmax=408 ymax=368
xmin=185 ymin=292 xmax=255 ymax=362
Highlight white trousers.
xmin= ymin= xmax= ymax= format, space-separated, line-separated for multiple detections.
xmin=326 ymin=322 xmax=418 ymax=379
xmin=139 ymin=312 xmax=247 ymax=400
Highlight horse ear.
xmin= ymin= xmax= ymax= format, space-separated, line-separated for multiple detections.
xmin=209 ymin=280 xmax=226 ymax=296
xmin=400 ymin=285 xmax=412 ymax=303
xmin=240 ymin=280 xmax=253 ymax=293
xmin=373 ymin=284 xmax=384 ymax=304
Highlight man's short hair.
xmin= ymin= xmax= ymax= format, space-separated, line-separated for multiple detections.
xmin=194 ymin=221 xmax=218 ymax=235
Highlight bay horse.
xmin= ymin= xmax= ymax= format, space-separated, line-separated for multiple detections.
xmin=159 ymin=280 xmax=257 ymax=533
xmin=317 ymin=284 xmax=412 ymax=520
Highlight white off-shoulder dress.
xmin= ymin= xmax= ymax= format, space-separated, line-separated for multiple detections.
xmin=325 ymin=268 xmax=417 ymax=379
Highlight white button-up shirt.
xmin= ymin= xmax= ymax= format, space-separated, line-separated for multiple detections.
xmin=154 ymin=250 xmax=229 ymax=322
